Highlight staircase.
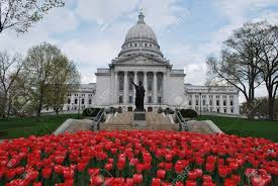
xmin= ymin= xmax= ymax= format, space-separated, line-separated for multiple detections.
xmin=100 ymin=112 xmax=178 ymax=131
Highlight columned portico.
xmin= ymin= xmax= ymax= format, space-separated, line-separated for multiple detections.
xmin=114 ymin=70 xmax=165 ymax=108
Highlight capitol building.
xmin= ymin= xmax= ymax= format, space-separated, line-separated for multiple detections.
xmin=64 ymin=13 xmax=239 ymax=115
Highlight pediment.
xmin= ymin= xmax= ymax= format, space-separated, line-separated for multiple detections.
xmin=112 ymin=54 xmax=169 ymax=66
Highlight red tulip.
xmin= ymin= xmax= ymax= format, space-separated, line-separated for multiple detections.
xmin=133 ymin=173 xmax=143 ymax=184
xmin=157 ymin=169 xmax=166 ymax=179
xmin=42 ymin=168 xmax=52 ymax=179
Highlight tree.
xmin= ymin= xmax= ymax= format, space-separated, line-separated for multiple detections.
xmin=0 ymin=51 xmax=24 ymax=119
xmin=255 ymin=24 xmax=278 ymax=120
xmin=206 ymin=22 xmax=264 ymax=118
xmin=23 ymin=42 xmax=60 ymax=117
xmin=0 ymin=0 xmax=64 ymax=33
xmin=22 ymin=42 xmax=80 ymax=117
xmin=45 ymin=56 xmax=80 ymax=115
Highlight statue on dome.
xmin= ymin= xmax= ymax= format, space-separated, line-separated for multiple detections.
xmin=131 ymin=78 xmax=145 ymax=111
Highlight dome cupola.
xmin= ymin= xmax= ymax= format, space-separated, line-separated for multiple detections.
xmin=118 ymin=12 xmax=163 ymax=58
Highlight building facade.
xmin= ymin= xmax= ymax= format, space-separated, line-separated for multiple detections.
xmin=64 ymin=13 xmax=240 ymax=114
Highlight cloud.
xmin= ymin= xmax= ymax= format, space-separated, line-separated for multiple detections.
xmin=38 ymin=8 xmax=79 ymax=33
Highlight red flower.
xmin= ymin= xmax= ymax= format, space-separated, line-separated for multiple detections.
xmin=133 ymin=173 xmax=143 ymax=184
xmin=157 ymin=169 xmax=166 ymax=179
xmin=42 ymin=168 xmax=52 ymax=179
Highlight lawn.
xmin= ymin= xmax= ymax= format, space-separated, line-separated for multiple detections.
xmin=198 ymin=115 xmax=278 ymax=142
xmin=0 ymin=114 xmax=81 ymax=139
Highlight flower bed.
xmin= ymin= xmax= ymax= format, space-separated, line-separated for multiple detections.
xmin=0 ymin=131 xmax=278 ymax=186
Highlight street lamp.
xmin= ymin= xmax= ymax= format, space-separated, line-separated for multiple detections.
xmin=199 ymin=93 xmax=202 ymax=117
xmin=78 ymin=94 xmax=81 ymax=119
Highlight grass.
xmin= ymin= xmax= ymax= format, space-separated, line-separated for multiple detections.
xmin=0 ymin=114 xmax=81 ymax=139
xmin=198 ymin=115 xmax=278 ymax=142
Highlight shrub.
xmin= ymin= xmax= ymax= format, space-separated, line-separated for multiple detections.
xmin=157 ymin=107 xmax=163 ymax=114
xmin=180 ymin=109 xmax=198 ymax=118
xmin=117 ymin=107 xmax=122 ymax=113
xmin=164 ymin=107 xmax=174 ymax=114
xmin=82 ymin=107 xmax=101 ymax=117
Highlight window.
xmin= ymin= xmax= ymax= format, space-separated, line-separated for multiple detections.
xmin=74 ymin=99 xmax=78 ymax=104
xmin=189 ymin=100 xmax=192 ymax=105
xmin=67 ymin=107 xmax=70 ymax=111
xmin=216 ymin=95 xmax=220 ymax=98
xmin=67 ymin=99 xmax=71 ymax=104
xmin=195 ymin=95 xmax=199 ymax=98
xmin=202 ymin=100 xmax=206 ymax=105
xmin=217 ymin=108 xmax=220 ymax=113
xmin=129 ymin=96 xmax=133 ymax=104
xmin=89 ymin=99 xmax=92 ymax=104
xmin=230 ymin=100 xmax=233 ymax=106
xmin=229 ymin=95 xmax=234 ymax=99
xmin=224 ymin=108 xmax=227 ymax=113
xmin=202 ymin=95 xmax=206 ymax=98
xmin=158 ymin=97 xmax=162 ymax=104
xmin=119 ymin=96 xmax=123 ymax=104
xmin=81 ymin=99 xmax=85 ymax=104
xmin=223 ymin=96 xmax=227 ymax=99
xmin=231 ymin=108 xmax=234 ymax=113
xmin=216 ymin=100 xmax=219 ymax=106
xmin=209 ymin=95 xmax=213 ymax=99
xmin=148 ymin=96 xmax=152 ymax=103
xmin=209 ymin=100 xmax=213 ymax=106
xmin=196 ymin=100 xmax=199 ymax=106
xmin=223 ymin=100 xmax=226 ymax=106
xmin=135 ymin=43 xmax=137 ymax=47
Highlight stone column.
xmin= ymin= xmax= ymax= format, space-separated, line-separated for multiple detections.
xmin=114 ymin=71 xmax=118 ymax=104
xmin=162 ymin=72 xmax=167 ymax=105
xmin=220 ymin=95 xmax=223 ymax=113
xmin=134 ymin=71 xmax=138 ymax=104
xmin=144 ymin=72 xmax=147 ymax=104
xmin=192 ymin=94 xmax=196 ymax=110
xmin=124 ymin=71 xmax=128 ymax=104
xmin=213 ymin=95 xmax=217 ymax=112
xmin=153 ymin=72 xmax=157 ymax=104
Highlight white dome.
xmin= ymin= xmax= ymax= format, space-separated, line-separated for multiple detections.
xmin=118 ymin=12 xmax=163 ymax=58
xmin=125 ymin=21 xmax=157 ymax=43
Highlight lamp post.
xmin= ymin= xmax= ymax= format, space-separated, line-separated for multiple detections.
xmin=78 ymin=94 xmax=81 ymax=119
xmin=199 ymin=93 xmax=202 ymax=118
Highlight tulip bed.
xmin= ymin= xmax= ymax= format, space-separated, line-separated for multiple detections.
xmin=0 ymin=131 xmax=278 ymax=186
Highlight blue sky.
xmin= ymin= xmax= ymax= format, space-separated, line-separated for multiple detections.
xmin=1 ymin=0 xmax=278 ymax=102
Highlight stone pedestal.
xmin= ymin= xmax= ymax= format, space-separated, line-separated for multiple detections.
xmin=133 ymin=111 xmax=146 ymax=127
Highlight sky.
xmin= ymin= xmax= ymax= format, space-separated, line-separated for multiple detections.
xmin=1 ymin=0 xmax=278 ymax=103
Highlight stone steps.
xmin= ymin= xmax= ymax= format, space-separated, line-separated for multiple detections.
xmin=100 ymin=112 xmax=177 ymax=131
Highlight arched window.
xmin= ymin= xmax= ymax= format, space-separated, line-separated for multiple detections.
xmin=216 ymin=100 xmax=219 ymax=106
xmin=74 ymin=99 xmax=78 ymax=104
xmin=81 ymin=99 xmax=84 ymax=104
xmin=67 ymin=99 xmax=71 ymax=104
xmin=89 ymin=99 xmax=92 ymax=104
